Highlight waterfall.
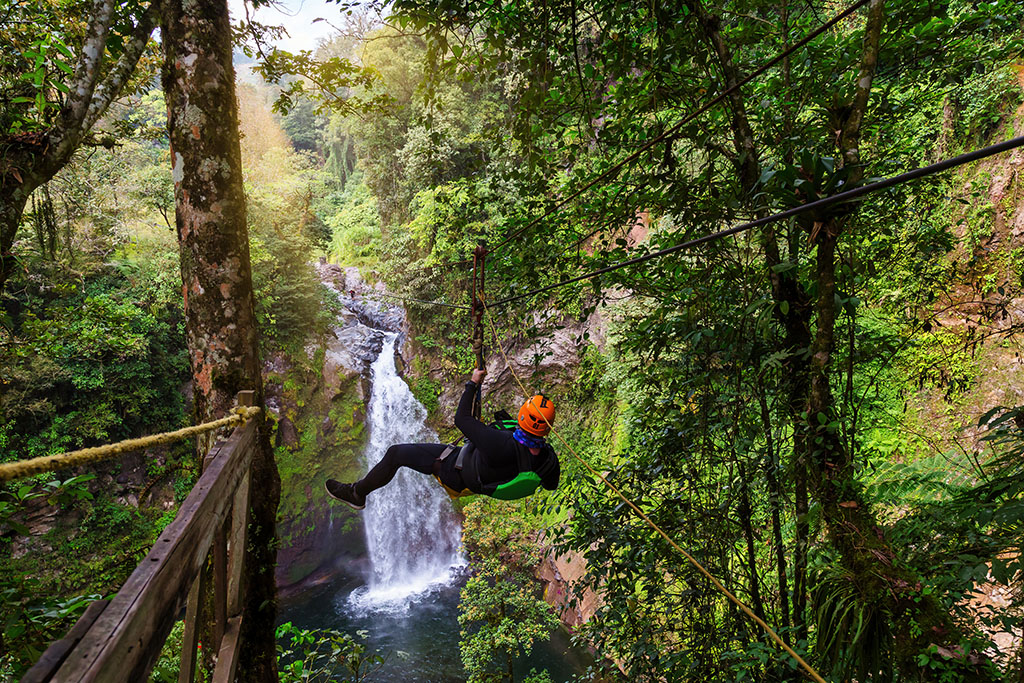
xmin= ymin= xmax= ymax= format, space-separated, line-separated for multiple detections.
xmin=349 ymin=333 xmax=463 ymax=611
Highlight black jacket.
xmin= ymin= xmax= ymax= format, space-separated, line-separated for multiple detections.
xmin=454 ymin=381 xmax=560 ymax=493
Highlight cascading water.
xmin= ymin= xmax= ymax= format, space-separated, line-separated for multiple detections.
xmin=277 ymin=265 xmax=589 ymax=680
xmin=349 ymin=333 xmax=463 ymax=611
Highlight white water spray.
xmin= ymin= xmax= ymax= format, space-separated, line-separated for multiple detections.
xmin=349 ymin=333 xmax=463 ymax=612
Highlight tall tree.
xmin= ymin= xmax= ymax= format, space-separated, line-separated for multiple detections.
xmin=161 ymin=0 xmax=280 ymax=679
xmin=0 ymin=0 xmax=160 ymax=294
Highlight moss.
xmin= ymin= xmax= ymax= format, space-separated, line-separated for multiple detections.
xmin=273 ymin=359 xmax=368 ymax=554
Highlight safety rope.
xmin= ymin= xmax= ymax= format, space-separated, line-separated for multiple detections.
xmin=0 ymin=406 xmax=262 ymax=483
xmin=478 ymin=295 xmax=826 ymax=683
xmin=470 ymin=243 xmax=488 ymax=420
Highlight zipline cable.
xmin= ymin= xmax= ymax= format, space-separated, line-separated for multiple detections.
xmin=478 ymin=295 xmax=827 ymax=683
xmin=488 ymin=134 xmax=1024 ymax=308
xmin=364 ymin=291 xmax=472 ymax=310
xmin=486 ymin=0 xmax=873 ymax=255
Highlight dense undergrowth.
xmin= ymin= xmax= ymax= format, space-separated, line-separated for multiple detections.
xmin=3 ymin=0 xmax=1024 ymax=681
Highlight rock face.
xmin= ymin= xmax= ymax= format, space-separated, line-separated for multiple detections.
xmin=432 ymin=308 xmax=606 ymax=424
xmin=269 ymin=263 xmax=407 ymax=593
xmin=536 ymin=546 xmax=600 ymax=629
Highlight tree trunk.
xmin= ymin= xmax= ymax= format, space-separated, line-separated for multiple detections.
xmin=758 ymin=387 xmax=790 ymax=636
xmin=0 ymin=181 xmax=32 ymax=293
xmin=737 ymin=464 xmax=766 ymax=623
xmin=0 ymin=143 xmax=59 ymax=293
xmin=161 ymin=1 xmax=280 ymax=680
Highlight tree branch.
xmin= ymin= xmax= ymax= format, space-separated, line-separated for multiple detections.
xmin=839 ymin=0 xmax=886 ymax=181
xmin=62 ymin=0 xmax=116 ymax=133
xmin=82 ymin=0 xmax=164 ymax=133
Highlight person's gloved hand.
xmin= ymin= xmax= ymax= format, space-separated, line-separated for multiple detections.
xmin=471 ymin=368 xmax=487 ymax=385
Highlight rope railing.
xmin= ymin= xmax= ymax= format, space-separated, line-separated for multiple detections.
xmin=0 ymin=404 xmax=262 ymax=483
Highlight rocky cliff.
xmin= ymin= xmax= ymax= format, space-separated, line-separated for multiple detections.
xmin=269 ymin=263 xmax=405 ymax=593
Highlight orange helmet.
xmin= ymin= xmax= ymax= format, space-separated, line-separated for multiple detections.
xmin=517 ymin=395 xmax=555 ymax=437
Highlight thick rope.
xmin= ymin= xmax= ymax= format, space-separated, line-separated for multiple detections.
xmin=0 ymin=406 xmax=262 ymax=483
xmin=478 ymin=296 xmax=826 ymax=683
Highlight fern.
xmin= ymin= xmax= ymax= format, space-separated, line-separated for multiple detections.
xmin=862 ymin=451 xmax=977 ymax=504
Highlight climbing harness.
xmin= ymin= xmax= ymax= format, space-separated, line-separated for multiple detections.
xmin=433 ymin=443 xmax=475 ymax=500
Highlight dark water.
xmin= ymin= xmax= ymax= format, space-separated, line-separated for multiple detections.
xmin=278 ymin=568 xmax=591 ymax=682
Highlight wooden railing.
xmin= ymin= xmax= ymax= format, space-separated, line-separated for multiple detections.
xmin=23 ymin=399 xmax=259 ymax=683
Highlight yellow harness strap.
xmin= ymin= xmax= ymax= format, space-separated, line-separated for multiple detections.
xmin=434 ymin=474 xmax=474 ymax=500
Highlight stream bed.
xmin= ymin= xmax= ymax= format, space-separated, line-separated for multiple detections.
xmin=279 ymin=570 xmax=591 ymax=682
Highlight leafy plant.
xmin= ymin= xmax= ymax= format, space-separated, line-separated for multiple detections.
xmin=0 ymin=581 xmax=101 ymax=676
xmin=276 ymin=622 xmax=389 ymax=682
xmin=458 ymin=500 xmax=557 ymax=683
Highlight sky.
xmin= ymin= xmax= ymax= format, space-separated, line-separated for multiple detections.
xmin=227 ymin=0 xmax=340 ymax=54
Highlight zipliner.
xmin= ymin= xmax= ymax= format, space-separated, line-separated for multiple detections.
xmin=326 ymin=368 xmax=560 ymax=509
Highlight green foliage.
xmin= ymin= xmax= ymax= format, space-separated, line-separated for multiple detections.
xmin=276 ymin=622 xmax=389 ymax=682
xmin=246 ymin=147 xmax=339 ymax=351
xmin=0 ymin=0 xmax=160 ymax=136
xmin=0 ymin=583 xmax=101 ymax=674
xmin=458 ymin=500 xmax=557 ymax=683
xmin=0 ymin=484 xmax=177 ymax=673
xmin=149 ymin=620 xmax=184 ymax=683
xmin=326 ymin=173 xmax=381 ymax=268
xmin=951 ymin=67 xmax=1023 ymax=148
xmin=252 ymin=48 xmax=387 ymax=119
xmin=1 ymin=264 xmax=188 ymax=462
xmin=279 ymin=94 xmax=328 ymax=154
xmin=811 ymin=563 xmax=891 ymax=680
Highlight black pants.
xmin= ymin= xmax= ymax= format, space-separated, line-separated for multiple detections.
xmin=354 ymin=443 xmax=464 ymax=497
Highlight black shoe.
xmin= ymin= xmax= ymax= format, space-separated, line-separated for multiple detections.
xmin=325 ymin=479 xmax=366 ymax=510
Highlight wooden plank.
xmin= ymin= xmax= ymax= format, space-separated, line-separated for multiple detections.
xmin=213 ymin=521 xmax=227 ymax=648
xmin=210 ymin=615 xmax=243 ymax=683
xmin=179 ymin=439 xmax=218 ymax=683
xmin=21 ymin=600 xmax=108 ymax=683
xmin=50 ymin=420 xmax=258 ymax=682
xmin=176 ymin=572 xmax=205 ymax=683
xmin=226 ymin=471 xmax=250 ymax=616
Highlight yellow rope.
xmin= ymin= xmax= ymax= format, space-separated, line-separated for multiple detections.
xmin=478 ymin=296 xmax=826 ymax=683
xmin=0 ymin=406 xmax=262 ymax=483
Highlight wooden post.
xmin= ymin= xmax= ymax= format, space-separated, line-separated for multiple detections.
xmin=227 ymin=471 xmax=251 ymax=616
xmin=213 ymin=521 xmax=228 ymax=648
xmin=178 ymin=568 xmax=207 ymax=683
